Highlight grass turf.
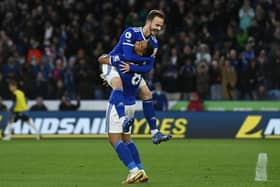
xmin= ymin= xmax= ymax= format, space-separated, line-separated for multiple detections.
xmin=0 ymin=139 xmax=279 ymax=187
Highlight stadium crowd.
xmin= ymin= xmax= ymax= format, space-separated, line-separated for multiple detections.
xmin=1 ymin=0 xmax=280 ymax=101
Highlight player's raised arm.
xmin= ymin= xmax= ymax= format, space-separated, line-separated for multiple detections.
xmin=119 ymin=59 xmax=154 ymax=73
xmin=120 ymin=40 xmax=155 ymax=73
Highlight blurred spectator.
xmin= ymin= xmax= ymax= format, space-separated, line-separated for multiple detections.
xmin=196 ymin=61 xmax=210 ymax=99
xmin=55 ymin=79 xmax=65 ymax=99
xmin=0 ymin=96 xmax=8 ymax=111
xmin=31 ymin=72 xmax=48 ymax=99
xmin=195 ymin=44 xmax=211 ymax=65
xmin=239 ymin=0 xmax=255 ymax=31
xmin=26 ymin=39 xmax=42 ymax=65
xmin=1 ymin=56 xmax=21 ymax=81
xmin=0 ymin=0 xmax=279 ymax=100
xmin=247 ymin=58 xmax=258 ymax=99
xmin=221 ymin=58 xmax=237 ymax=100
xmin=209 ymin=60 xmax=222 ymax=100
xmin=270 ymin=57 xmax=280 ymax=89
xmin=255 ymin=84 xmax=267 ymax=100
xmin=187 ymin=92 xmax=204 ymax=111
xmin=161 ymin=60 xmax=179 ymax=99
xmin=152 ymin=82 xmax=168 ymax=111
xmin=178 ymin=57 xmax=196 ymax=99
xmin=75 ymin=58 xmax=94 ymax=99
xmin=30 ymin=96 xmax=48 ymax=111
xmin=59 ymin=95 xmax=80 ymax=111
xmin=0 ymin=73 xmax=9 ymax=98
xmin=63 ymin=57 xmax=76 ymax=97
xmin=52 ymin=59 xmax=64 ymax=82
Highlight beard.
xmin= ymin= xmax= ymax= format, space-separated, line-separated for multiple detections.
xmin=150 ymin=28 xmax=160 ymax=36
xmin=149 ymin=24 xmax=159 ymax=36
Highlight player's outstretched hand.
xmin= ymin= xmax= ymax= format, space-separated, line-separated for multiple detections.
xmin=120 ymin=62 xmax=130 ymax=73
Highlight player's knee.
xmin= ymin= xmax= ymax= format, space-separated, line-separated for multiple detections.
xmin=122 ymin=134 xmax=131 ymax=143
xmin=139 ymin=86 xmax=152 ymax=100
xmin=111 ymin=77 xmax=123 ymax=90
xmin=108 ymin=133 xmax=122 ymax=146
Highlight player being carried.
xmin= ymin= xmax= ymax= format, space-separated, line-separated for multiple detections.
xmin=100 ymin=9 xmax=171 ymax=144
xmin=98 ymin=39 xmax=156 ymax=184
xmin=2 ymin=80 xmax=41 ymax=141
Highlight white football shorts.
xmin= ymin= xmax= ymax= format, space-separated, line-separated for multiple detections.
xmin=105 ymin=103 xmax=135 ymax=134
xmin=101 ymin=64 xmax=147 ymax=88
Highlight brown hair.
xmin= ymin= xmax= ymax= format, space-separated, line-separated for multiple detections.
xmin=146 ymin=10 xmax=165 ymax=21
xmin=9 ymin=80 xmax=17 ymax=87
xmin=143 ymin=42 xmax=154 ymax=57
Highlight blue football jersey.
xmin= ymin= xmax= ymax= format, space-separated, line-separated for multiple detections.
xmin=108 ymin=27 xmax=158 ymax=105
xmin=110 ymin=27 xmax=158 ymax=59
xmin=118 ymin=68 xmax=142 ymax=105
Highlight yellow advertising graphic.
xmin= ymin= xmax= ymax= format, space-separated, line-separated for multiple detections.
xmin=133 ymin=118 xmax=187 ymax=138
xmin=236 ymin=115 xmax=280 ymax=139
xmin=235 ymin=116 xmax=262 ymax=138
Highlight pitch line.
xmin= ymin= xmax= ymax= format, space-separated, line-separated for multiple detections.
xmin=255 ymin=153 xmax=267 ymax=182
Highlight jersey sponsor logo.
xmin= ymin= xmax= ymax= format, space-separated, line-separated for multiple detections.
xmin=112 ymin=55 xmax=120 ymax=62
xmin=236 ymin=115 xmax=280 ymax=139
xmin=131 ymin=73 xmax=142 ymax=86
xmin=125 ymin=32 xmax=132 ymax=39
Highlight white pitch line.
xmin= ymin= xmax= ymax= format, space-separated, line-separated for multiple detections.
xmin=255 ymin=153 xmax=267 ymax=181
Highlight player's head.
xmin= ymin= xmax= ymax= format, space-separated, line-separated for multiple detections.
xmin=8 ymin=80 xmax=18 ymax=92
xmin=145 ymin=10 xmax=165 ymax=36
xmin=134 ymin=40 xmax=154 ymax=56
xmin=36 ymin=96 xmax=44 ymax=105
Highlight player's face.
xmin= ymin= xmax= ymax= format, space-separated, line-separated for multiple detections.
xmin=134 ymin=40 xmax=148 ymax=55
xmin=150 ymin=16 xmax=164 ymax=36
xmin=9 ymin=84 xmax=16 ymax=92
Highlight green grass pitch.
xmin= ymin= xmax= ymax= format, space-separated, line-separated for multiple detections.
xmin=0 ymin=139 xmax=279 ymax=187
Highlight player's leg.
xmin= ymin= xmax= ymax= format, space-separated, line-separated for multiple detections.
xmin=102 ymin=64 xmax=134 ymax=132
xmin=22 ymin=113 xmax=40 ymax=140
xmin=122 ymin=105 xmax=148 ymax=183
xmin=106 ymin=103 xmax=142 ymax=184
xmin=138 ymin=80 xmax=172 ymax=144
xmin=2 ymin=113 xmax=16 ymax=140
xmin=123 ymin=134 xmax=149 ymax=183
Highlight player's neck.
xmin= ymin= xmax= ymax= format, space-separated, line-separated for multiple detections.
xmin=142 ymin=25 xmax=151 ymax=38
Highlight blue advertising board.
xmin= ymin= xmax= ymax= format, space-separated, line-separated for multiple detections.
xmin=0 ymin=112 xmax=279 ymax=139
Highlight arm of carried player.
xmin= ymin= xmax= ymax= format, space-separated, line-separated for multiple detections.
xmin=120 ymin=57 xmax=155 ymax=73
xmin=98 ymin=54 xmax=123 ymax=67
xmin=97 ymin=54 xmax=110 ymax=64
xmin=122 ymin=46 xmax=154 ymax=64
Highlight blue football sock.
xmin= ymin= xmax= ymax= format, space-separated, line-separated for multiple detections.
xmin=127 ymin=140 xmax=143 ymax=170
xmin=109 ymin=89 xmax=125 ymax=118
xmin=143 ymin=99 xmax=157 ymax=130
xmin=114 ymin=140 xmax=137 ymax=170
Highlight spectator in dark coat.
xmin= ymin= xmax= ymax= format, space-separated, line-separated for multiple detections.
xmin=30 ymin=96 xmax=48 ymax=111
xmin=152 ymin=82 xmax=168 ymax=111
xmin=59 ymin=95 xmax=80 ymax=111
